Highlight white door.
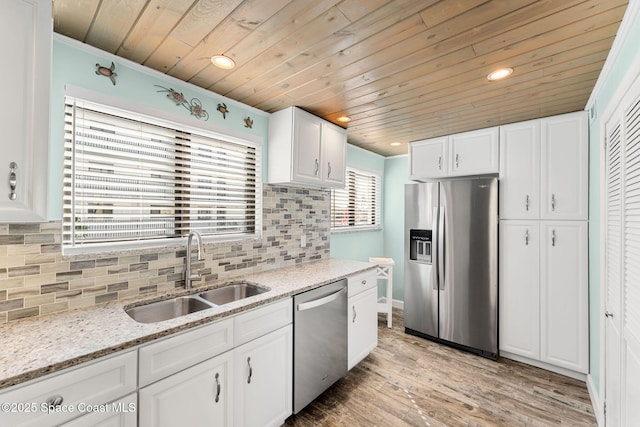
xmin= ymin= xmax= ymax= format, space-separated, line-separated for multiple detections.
xmin=539 ymin=221 xmax=588 ymax=373
xmin=498 ymin=220 xmax=540 ymax=359
xmin=234 ymin=325 xmax=292 ymax=427
xmin=321 ymin=122 xmax=347 ymax=188
xmin=138 ymin=351 xmax=234 ymax=427
xmin=292 ymin=109 xmax=322 ymax=185
xmin=499 ymin=120 xmax=540 ymax=219
xmin=348 ymin=286 xmax=378 ymax=370
xmin=448 ymin=127 xmax=499 ymax=176
xmin=409 ymin=137 xmax=448 ymax=180
xmin=540 ymin=112 xmax=588 ymax=220
xmin=604 ymin=117 xmax=623 ymax=427
xmin=0 ymin=0 xmax=50 ymax=221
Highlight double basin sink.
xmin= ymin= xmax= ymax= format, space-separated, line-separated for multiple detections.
xmin=125 ymin=282 xmax=269 ymax=324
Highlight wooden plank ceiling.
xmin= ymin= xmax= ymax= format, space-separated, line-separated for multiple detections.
xmin=52 ymin=0 xmax=628 ymax=156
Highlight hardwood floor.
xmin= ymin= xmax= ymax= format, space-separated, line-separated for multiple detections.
xmin=285 ymin=309 xmax=596 ymax=426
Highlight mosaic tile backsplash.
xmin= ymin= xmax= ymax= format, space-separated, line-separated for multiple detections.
xmin=0 ymin=185 xmax=330 ymax=323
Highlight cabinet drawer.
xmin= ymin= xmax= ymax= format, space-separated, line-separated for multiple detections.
xmin=0 ymin=351 xmax=137 ymax=427
xmin=234 ymin=299 xmax=292 ymax=347
xmin=61 ymin=393 xmax=137 ymax=427
xmin=139 ymin=317 xmax=233 ymax=387
xmin=348 ymin=270 xmax=377 ymax=298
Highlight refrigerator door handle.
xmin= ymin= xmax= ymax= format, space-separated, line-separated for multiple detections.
xmin=438 ymin=204 xmax=446 ymax=290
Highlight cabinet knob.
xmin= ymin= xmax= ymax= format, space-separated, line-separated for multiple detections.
xmin=361 ymin=279 xmax=366 ymax=285
xmin=8 ymin=162 xmax=17 ymax=201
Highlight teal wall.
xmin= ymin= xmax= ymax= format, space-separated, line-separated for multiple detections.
xmin=586 ymin=9 xmax=640 ymax=396
xmin=49 ymin=36 xmax=269 ymax=220
xmin=382 ymin=156 xmax=410 ymax=301
xmin=330 ymin=144 xmax=385 ymax=262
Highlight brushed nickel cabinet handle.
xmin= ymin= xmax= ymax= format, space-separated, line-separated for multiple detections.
xmin=214 ymin=372 xmax=220 ymax=402
xmin=327 ymin=161 xmax=331 ymax=178
xmin=352 ymin=305 xmax=357 ymax=323
xmin=314 ymin=158 xmax=319 ymax=176
xmin=525 ymin=195 xmax=530 ymax=211
xmin=8 ymin=162 xmax=17 ymax=201
xmin=551 ymin=194 xmax=556 ymax=211
xmin=45 ymin=395 xmax=64 ymax=407
xmin=247 ymin=357 xmax=252 ymax=384
xmin=438 ymin=156 xmax=442 ymax=170
xmin=605 ymin=311 xmax=614 ymax=318
xmin=455 ymin=154 xmax=460 ymax=168
xmin=524 ymin=229 xmax=529 ymax=246
xmin=551 ymin=230 xmax=557 ymax=247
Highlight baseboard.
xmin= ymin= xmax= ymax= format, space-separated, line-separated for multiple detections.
xmin=378 ymin=297 xmax=404 ymax=310
xmin=587 ymin=374 xmax=603 ymax=426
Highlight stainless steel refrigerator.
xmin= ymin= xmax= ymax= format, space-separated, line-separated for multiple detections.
xmin=404 ymin=178 xmax=498 ymax=359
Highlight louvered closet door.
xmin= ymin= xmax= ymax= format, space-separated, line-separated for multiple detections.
xmin=622 ymin=93 xmax=640 ymax=426
xmin=605 ymin=118 xmax=622 ymax=427
xmin=605 ymin=78 xmax=640 ymax=426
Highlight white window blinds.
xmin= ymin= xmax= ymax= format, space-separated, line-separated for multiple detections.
xmin=331 ymin=168 xmax=380 ymax=231
xmin=63 ymin=97 xmax=260 ymax=252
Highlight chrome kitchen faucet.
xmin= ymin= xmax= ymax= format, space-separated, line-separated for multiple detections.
xmin=185 ymin=231 xmax=205 ymax=290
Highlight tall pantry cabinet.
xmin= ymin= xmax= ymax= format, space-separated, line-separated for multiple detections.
xmin=499 ymin=111 xmax=589 ymax=376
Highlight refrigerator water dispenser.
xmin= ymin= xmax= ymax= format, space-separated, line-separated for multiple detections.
xmin=409 ymin=229 xmax=432 ymax=264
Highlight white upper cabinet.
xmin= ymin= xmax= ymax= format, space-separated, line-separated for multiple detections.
xmin=0 ymin=0 xmax=51 ymax=222
xmin=540 ymin=111 xmax=588 ymax=220
xmin=409 ymin=137 xmax=449 ymax=180
xmin=500 ymin=111 xmax=587 ymax=220
xmin=499 ymin=120 xmax=541 ymax=219
xmin=449 ymin=127 xmax=499 ymax=176
xmin=268 ymin=106 xmax=347 ymax=188
xmin=409 ymin=127 xmax=498 ymax=181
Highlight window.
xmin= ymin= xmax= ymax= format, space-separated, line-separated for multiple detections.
xmin=62 ymin=96 xmax=260 ymax=254
xmin=331 ymin=167 xmax=380 ymax=231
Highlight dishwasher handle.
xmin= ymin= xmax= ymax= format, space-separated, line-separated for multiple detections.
xmin=297 ymin=287 xmax=346 ymax=312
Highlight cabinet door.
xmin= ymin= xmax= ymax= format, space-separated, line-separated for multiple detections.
xmin=291 ymin=109 xmax=323 ymax=185
xmin=348 ymin=286 xmax=378 ymax=370
xmin=139 ymin=351 xmax=234 ymax=427
xmin=0 ymin=0 xmax=50 ymax=221
xmin=61 ymin=394 xmax=137 ymax=427
xmin=540 ymin=221 xmax=588 ymax=373
xmin=234 ymin=325 xmax=292 ymax=427
xmin=409 ymin=137 xmax=448 ymax=180
xmin=499 ymin=120 xmax=540 ymax=219
xmin=449 ymin=127 xmax=499 ymax=176
xmin=321 ymin=122 xmax=347 ymax=188
xmin=498 ymin=221 xmax=540 ymax=359
xmin=540 ymin=112 xmax=588 ymax=220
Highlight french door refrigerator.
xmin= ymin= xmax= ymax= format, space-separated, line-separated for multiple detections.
xmin=404 ymin=178 xmax=498 ymax=359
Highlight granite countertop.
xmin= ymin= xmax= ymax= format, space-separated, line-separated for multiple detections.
xmin=0 ymin=258 xmax=375 ymax=391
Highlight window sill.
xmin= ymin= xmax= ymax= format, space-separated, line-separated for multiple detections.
xmin=330 ymin=226 xmax=382 ymax=234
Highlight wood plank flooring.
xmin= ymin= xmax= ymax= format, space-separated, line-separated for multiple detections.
xmin=285 ymin=309 xmax=596 ymax=426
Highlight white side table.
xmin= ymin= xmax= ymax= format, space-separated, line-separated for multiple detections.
xmin=369 ymin=257 xmax=394 ymax=328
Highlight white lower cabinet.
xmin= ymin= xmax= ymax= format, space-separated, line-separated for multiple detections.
xmin=499 ymin=220 xmax=588 ymax=375
xmin=0 ymin=351 xmax=137 ymax=427
xmin=499 ymin=221 xmax=540 ymax=360
xmin=61 ymin=394 xmax=137 ymax=427
xmin=234 ymin=325 xmax=293 ymax=427
xmin=139 ymin=352 xmax=233 ymax=427
xmin=347 ymin=269 xmax=378 ymax=370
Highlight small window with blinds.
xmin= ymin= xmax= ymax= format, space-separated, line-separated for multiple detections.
xmin=331 ymin=167 xmax=380 ymax=231
xmin=62 ymin=96 xmax=260 ymax=254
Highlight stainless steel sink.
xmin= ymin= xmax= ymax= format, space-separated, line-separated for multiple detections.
xmin=199 ymin=282 xmax=268 ymax=305
xmin=124 ymin=282 xmax=270 ymax=323
xmin=125 ymin=296 xmax=212 ymax=323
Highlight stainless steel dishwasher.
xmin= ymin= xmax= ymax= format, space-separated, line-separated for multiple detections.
xmin=293 ymin=279 xmax=347 ymax=413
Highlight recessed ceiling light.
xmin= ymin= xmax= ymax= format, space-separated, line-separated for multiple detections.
xmin=337 ymin=116 xmax=351 ymax=123
xmin=390 ymin=142 xmax=402 ymax=146
xmin=487 ymin=67 xmax=513 ymax=81
xmin=211 ymin=54 xmax=236 ymax=70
